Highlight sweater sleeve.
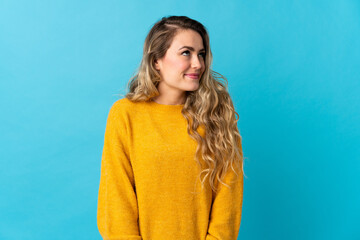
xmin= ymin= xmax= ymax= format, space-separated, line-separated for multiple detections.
xmin=97 ymin=102 xmax=142 ymax=240
xmin=205 ymin=141 xmax=244 ymax=240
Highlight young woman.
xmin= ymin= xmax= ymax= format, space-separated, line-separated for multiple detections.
xmin=97 ymin=15 xmax=244 ymax=240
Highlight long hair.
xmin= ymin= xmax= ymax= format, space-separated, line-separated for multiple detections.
xmin=124 ymin=15 xmax=244 ymax=193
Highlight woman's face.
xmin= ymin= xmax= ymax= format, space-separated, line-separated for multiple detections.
xmin=154 ymin=29 xmax=206 ymax=95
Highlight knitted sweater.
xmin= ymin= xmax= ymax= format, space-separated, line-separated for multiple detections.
xmin=97 ymin=97 xmax=244 ymax=240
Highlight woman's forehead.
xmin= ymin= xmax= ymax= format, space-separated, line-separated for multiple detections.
xmin=170 ymin=29 xmax=204 ymax=50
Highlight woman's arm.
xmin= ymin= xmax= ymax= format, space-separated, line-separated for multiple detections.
xmin=206 ymin=143 xmax=244 ymax=240
xmin=97 ymin=102 xmax=142 ymax=240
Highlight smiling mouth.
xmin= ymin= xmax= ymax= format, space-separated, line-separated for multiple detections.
xmin=185 ymin=74 xmax=200 ymax=79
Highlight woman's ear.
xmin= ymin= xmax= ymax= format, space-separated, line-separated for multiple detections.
xmin=154 ymin=59 xmax=160 ymax=71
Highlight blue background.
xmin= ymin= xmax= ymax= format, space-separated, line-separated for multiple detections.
xmin=1 ymin=0 xmax=359 ymax=239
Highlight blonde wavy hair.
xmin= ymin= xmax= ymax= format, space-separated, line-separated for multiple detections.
xmin=124 ymin=15 xmax=244 ymax=193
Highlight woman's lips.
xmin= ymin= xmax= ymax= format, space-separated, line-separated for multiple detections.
xmin=185 ymin=74 xmax=200 ymax=79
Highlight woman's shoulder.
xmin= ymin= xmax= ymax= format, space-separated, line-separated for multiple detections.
xmin=106 ymin=98 xmax=136 ymax=125
xmin=111 ymin=97 xmax=141 ymax=111
xmin=111 ymin=97 xmax=133 ymax=110
xmin=109 ymin=97 xmax=144 ymax=116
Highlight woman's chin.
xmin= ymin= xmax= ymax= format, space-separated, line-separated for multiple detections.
xmin=185 ymin=83 xmax=199 ymax=91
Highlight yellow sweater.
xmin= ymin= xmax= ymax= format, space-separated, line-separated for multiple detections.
xmin=97 ymin=97 xmax=244 ymax=240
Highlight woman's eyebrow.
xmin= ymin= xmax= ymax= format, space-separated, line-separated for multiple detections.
xmin=178 ymin=46 xmax=205 ymax=52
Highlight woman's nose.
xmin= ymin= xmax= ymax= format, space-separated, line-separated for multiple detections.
xmin=191 ymin=55 xmax=202 ymax=69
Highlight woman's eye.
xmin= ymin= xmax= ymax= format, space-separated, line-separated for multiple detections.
xmin=182 ymin=50 xmax=190 ymax=56
xmin=181 ymin=50 xmax=206 ymax=58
